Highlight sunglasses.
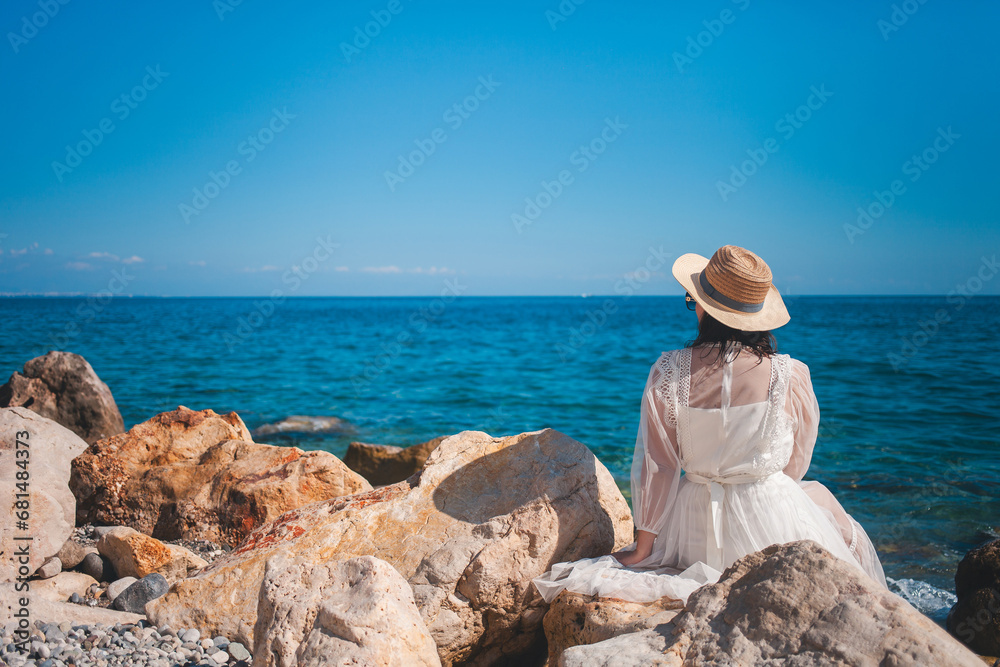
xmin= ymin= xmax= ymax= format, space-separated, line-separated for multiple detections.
xmin=685 ymin=292 xmax=697 ymax=311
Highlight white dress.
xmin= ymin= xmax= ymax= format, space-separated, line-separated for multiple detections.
xmin=533 ymin=343 xmax=887 ymax=604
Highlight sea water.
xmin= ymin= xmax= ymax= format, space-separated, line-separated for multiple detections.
xmin=2 ymin=295 xmax=997 ymax=622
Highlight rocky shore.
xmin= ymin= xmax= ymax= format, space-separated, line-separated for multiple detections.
xmin=2 ymin=351 xmax=998 ymax=666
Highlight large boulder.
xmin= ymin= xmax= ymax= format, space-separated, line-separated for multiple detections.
xmin=147 ymin=429 xmax=634 ymax=666
xmin=344 ymin=435 xmax=446 ymax=486
xmin=254 ymin=554 xmax=441 ymax=666
xmin=70 ymin=406 xmax=371 ymax=546
xmin=0 ymin=351 xmax=124 ymax=444
xmin=562 ymin=541 xmax=984 ymax=666
xmin=948 ymin=538 xmax=1000 ymax=655
xmin=0 ymin=408 xmax=89 ymax=582
xmin=543 ymin=591 xmax=683 ymax=665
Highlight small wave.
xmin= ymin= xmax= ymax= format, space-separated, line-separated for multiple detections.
xmin=252 ymin=415 xmax=355 ymax=438
xmin=887 ymin=577 xmax=956 ymax=623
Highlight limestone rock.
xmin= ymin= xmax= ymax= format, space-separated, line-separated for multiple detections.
xmin=948 ymin=538 xmax=1000 ymax=655
xmin=71 ymin=406 xmax=371 ymax=546
xmin=254 ymin=554 xmax=441 ymax=667
xmin=28 ymin=571 xmax=99 ymax=603
xmin=97 ymin=527 xmax=207 ymax=584
xmin=0 ymin=351 xmax=124 ymax=444
xmin=0 ymin=408 xmax=89 ymax=582
xmin=560 ymin=625 xmax=680 ymax=667
xmin=673 ymin=541 xmax=982 ymax=666
xmin=344 ymin=436 xmax=446 ymax=486
xmin=543 ymin=591 xmax=683 ymax=665
xmin=566 ymin=541 xmax=983 ymax=666
xmin=147 ymin=429 xmax=634 ymax=665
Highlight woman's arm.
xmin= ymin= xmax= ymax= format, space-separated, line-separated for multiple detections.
xmin=614 ymin=356 xmax=681 ymax=565
xmin=613 ymin=529 xmax=657 ymax=566
xmin=783 ymin=358 xmax=820 ymax=481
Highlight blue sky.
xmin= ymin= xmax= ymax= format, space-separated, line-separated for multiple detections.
xmin=1 ymin=0 xmax=997 ymax=296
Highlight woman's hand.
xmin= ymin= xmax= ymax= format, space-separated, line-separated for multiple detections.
xmin=612 ymin=529 xmax=656 ymax=567
xmin=612 ymin=548 xmax=649 ymax=567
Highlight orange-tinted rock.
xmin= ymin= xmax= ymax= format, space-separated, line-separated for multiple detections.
xmin=71 ymin=407 xmax=371 ymax=546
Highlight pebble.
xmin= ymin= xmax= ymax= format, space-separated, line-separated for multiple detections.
xmin=0 ymin=619 xmax=253 ymax=667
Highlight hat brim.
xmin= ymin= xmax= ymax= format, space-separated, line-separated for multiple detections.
xmin=671 ymin=253 xmax=790 ymax=331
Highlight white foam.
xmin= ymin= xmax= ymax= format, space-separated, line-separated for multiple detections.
xmin=887 ymin=577 xmax=956 ymax=621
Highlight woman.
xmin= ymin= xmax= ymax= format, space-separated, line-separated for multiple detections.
xmin=534 ymin=245 xmax=886 ymax=604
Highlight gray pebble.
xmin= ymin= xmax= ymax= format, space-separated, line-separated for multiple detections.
xmin=227 ymin=641 xmax=251 ymax=661
xmin=179 ymin=627 xmax=200 ymax=643
xmin=111 ymin=573 xmax=168 ymax=614
xmin=80 ymin=552 xmax=115 ymax=582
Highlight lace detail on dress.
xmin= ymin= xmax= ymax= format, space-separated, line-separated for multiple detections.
xmin=677 ymin=348 xmax=692 ymax=457
xmin=653 ymin=350 xmax=678 ymax=428
xmin=752 ymin=353 xmax=794 ymax=476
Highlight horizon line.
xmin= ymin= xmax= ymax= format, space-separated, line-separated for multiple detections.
xmin=1 ymin=293 xmax=995 ymax=299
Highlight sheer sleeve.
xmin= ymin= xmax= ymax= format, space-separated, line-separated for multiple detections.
xmin=630 ymin=355 xmax=681 ymax=535
xmin=782 ymin=358 xmax=820 ymax=482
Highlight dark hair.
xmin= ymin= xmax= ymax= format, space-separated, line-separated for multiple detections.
xmin=685 ymin=311 xmax=777 ymax=366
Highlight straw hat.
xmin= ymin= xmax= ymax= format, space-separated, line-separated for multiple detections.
xmin=671 ymin=245 xmax=790 ymax=331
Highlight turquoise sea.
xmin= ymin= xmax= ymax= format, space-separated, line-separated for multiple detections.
xmin=2 ymin=295 xmax=998 ymax=621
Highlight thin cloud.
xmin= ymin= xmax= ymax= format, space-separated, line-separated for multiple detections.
xmin=87 ymin=251 xmax=119 ymax=261
xmin=66 ymin=261 xmax=94 ymax=271
xmin=240 ymin=265 xmax=281 ymax=273
xmin=409 ymin=266 xmax=455 ymax=275
xmin=362 ymin=265 xmax=402 ymax=274
xmin=122 ymin=255 xmax=144 ymax=264
xmin=334 ymin=266 xmax=350 ymax=272
xmin=188 ymin=260 xmax=207 ymax=267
